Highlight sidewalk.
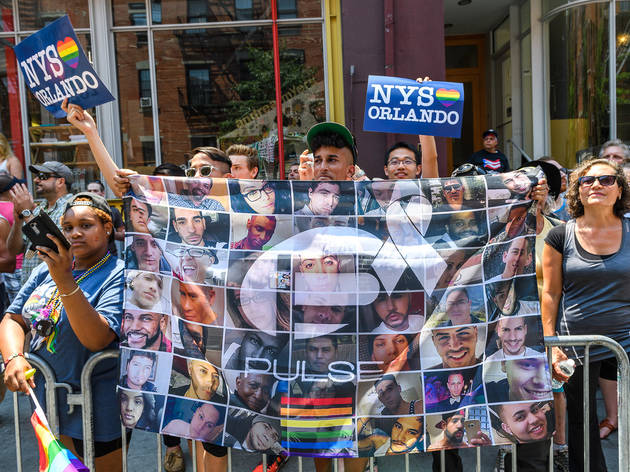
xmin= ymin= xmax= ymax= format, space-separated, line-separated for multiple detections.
xmin=0 ymin=391 xmax=619 ymax=471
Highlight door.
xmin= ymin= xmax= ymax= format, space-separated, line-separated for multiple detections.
xmin=445 ymin=35 xmax=487 ymax=172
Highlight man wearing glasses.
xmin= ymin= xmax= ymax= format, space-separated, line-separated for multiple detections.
xmin=7 ymin=161 xmax=74 ymax=284
xmin=168 ymin=147 xmax=231 ymax=210
xmin=383 ymin=142 xmax=422 ymax=180
xmin=173 ymin=246 xmax=221 ymax=285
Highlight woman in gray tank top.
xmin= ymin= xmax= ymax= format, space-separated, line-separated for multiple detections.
xmin=541 ymin=158 xmax=630 ymax=472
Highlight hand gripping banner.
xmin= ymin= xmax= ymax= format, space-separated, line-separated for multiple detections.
xmin=118 ymin=168 xmax=554 ymax=457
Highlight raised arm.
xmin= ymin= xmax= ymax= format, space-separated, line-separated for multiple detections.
xmin=415 ymin=76 xmax=438 ymax=178
xmin=62 ymin=100 xmax=135 ymax=197
xmin=541 ymin=242 xmax=569 ymax=381
xmin=0 ymin=218 xmax=17 ymax=272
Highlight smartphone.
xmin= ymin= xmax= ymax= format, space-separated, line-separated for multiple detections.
xmin=23 ymin=212 xmax=71 ymax=253
xmin=464 ymin=420 xmax=481 ymax=440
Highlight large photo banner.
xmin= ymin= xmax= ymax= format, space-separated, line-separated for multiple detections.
xmin=118 ymin=169 xmax=554 ymax=457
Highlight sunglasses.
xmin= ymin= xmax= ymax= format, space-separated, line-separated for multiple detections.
xmin=185 ymin=165 xmax=216 ymax=178
xmin=36 ymin=172 xmax=60 ymax=181
xmin=443 ymin=184 xmax=462 ymax=192
xmin=578 ymin=175 xmax=617 ymax=187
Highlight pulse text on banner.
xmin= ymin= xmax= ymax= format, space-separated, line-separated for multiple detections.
xmin=13 ymin=15 xmax=114 ymax=118
xmin=363 ymin=75 xmax=464 ymax=138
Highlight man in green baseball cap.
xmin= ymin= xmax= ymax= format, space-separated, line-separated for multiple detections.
xmin=301 ymin=121 xmax=358 ymax=181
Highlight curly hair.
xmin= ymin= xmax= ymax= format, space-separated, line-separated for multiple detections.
xmin=566 ymin=158 xmax=630 ymax=218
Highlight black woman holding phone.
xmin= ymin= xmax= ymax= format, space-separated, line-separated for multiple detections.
xmin=0 ymin=192 xmax=126 ymax=472
xmin=542 ymin=158 xmax=630 ymax=472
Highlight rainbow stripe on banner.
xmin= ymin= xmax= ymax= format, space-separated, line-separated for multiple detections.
xmin=31 ymin=409 xmax=88 ymax=472
xmin=281 ymin=397 xmax=355 ymax=456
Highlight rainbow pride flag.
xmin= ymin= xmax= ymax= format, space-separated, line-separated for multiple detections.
xmin=30 ymin=403 xmax=88 ymax=472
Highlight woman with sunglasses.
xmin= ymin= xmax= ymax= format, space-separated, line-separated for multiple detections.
xmin=228 ymin=180 xmax=291 ymax=214
xmin=542 ymin=158 xmax=630 ymax=472
xmin=0 ymin=193 xmax=126 ymax=471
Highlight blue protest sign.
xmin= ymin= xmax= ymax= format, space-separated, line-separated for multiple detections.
xmin=363 ymin=75 xmax=464 ymax=138
xmin=13 ymin=15 xmax=114 ymax=118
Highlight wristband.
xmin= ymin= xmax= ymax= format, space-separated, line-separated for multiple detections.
xmin=4 ymin=352 xmax=24 ymax=368
xmin=60 ymin=285 xmax=81 ymax=298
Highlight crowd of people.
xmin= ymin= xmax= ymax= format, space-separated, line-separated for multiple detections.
xmin=0 ymin=87 xmax=627 ymax=472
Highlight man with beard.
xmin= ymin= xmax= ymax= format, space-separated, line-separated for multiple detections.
xmin=121 ymin=310 xmax=170 ymax=351
xmin=230 ymin=373 xmax=273 ymax=412
xmin=438 ymin=288 xmax=482 ymax=326
xmin=487 ymin=317 xmax=542 ymax=361
xmin=370 ymin=292 xmax=424 ymax=333
xmin=430 ymin=326 xmax=481 ymax=369
xmin=230 ymin=215 xmax=276 ymax=250
xmin=128 ymin=234 xmax=171 ymax=273
xmin=444 ymin=211 xmax=484 ymax=247
xmin=486 ymin=238 xmax=533 ymax=282
xmin=171 ymin=207 xmax=226 ymax=248
xmin=171 ymin=359 xmax=223 ymax=402
xmin=485 ymin=357 xmax=552 ymax=403
xmin=428 ymin=410 xmax=491 ymax=450
xmin=8 ymin=161 xmax=74 ymax=284
xmin=373 ymin=374 xmax=422 ymax=415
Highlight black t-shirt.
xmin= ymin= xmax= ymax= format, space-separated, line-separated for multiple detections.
xmin=544 ymin=224 xmax=615 ymax=261
xmin=468 ymin=149 xmax=510 ymax=173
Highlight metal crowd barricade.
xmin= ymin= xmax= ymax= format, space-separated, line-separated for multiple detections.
xmin=8 ymin=335 xmax=630 ymax=472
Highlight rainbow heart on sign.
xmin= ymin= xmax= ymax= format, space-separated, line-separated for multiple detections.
xmin=435 ymin=88 xmax=460 ymax=107
xmin=56 ymin=37 xmax=79 ymax=69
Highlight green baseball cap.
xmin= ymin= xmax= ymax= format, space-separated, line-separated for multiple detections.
xmin=306 ymin=121 xmax=357 ymax=164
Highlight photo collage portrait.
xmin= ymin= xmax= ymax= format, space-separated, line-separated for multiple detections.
xmin=118 ymin=169 xmax=554 ymax=457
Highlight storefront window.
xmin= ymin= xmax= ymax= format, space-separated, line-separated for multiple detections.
xmin=276 ymin=22 xmax=325 ymax=177
xmin=18 ymin=0 xmax=90 ymax=30
xmin=548 ymin=2 xmax=610 ymax=167
xmin=26 ymin=33 xmax=99 ymax=192
xmin=0 ymin=36 xmax=23 ymax=166
xmin=150 ymin=0 xmax=270 ymax=24
xmin=0 ymin=1 xmax=13 ymax=32
xmin=617 ymin=1 xmax=630 ymax=140
xmin=114 ymin=32 xmax=156 ymax=172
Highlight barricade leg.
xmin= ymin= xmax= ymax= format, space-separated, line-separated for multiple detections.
xmin=13 ymin=391 xmax=22 ymax=472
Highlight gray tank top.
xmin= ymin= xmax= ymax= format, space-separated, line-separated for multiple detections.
xmin=558 ymin=218 xmax=630 ymax=362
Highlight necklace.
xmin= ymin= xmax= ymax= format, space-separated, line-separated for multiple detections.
xmin=33 ymin=252 xmax=112 ymax=353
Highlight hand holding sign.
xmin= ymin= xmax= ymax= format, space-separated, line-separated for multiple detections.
xmin=363 ymin=75 xmax=464 ymax=138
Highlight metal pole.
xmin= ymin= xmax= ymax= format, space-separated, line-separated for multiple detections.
xmin=121 ymin=424 xmax=128 ymax=472
xmin=227 ymin=446 xmax=232 ymax=472
xmin=609 ymin=0 xmax=617 ymax=140
xmin=78 ymin=350 xmax=120 ymax=471
xmin=440 ymin=449 xmax=445 ymax=472
xmin=263 ymin=453 xmax=268 ymax=471
xmin=584 ymin=346 xmax=590 ymax=471
xmin=270 ymin=0 xmax=286 ymax=179
xmin=157 ymin=435 xmax=163 ymax=472
xmin=26 ymin=354 xmax=66 ymax=436
xmin=192 ymin=440 xmax=197 ymax=472
xmin=13 ymin=392 xmax=22 ymax=472
xmin=405 ymin=452 xmax=410 ymax=472
xmin=476 ymin=446 xmax=481 ymax=472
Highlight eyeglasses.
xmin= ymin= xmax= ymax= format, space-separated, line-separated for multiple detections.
xmin=185 ymin=165 xmax=216 ymax=178
xmin=387 ymin=158 xmax=417 ymax=167
xmin=35 ymin=173 xmax=59 ymax=181
xmin=172 ymin=246 xmax=217 ymax=262
xmin=443 ymin=183 xmax=462 ymax=192
xmin=577 ymin=175 xmax=617 ymax=187
xmin=239 ymin=292 xmax=273 ymax=306
xmin=244 ymin=183 xmax=274 ymax=202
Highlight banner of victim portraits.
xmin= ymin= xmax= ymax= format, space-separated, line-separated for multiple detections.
xmin=118 ymin=168 xmax=554 ymax=457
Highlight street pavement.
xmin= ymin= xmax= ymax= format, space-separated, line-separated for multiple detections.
xmin=0 ymin=390 xmax=620 ymax=471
